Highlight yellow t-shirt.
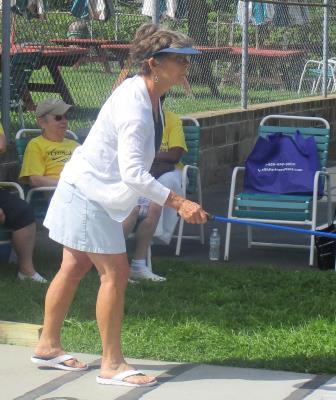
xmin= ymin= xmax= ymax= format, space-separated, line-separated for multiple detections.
xmin=161 ymin=111 xmax=188 ymax=169
xmin=0 ymin=123 xmax=4 ymax=136
xmin=19 ymin=135 xmax=79 ymax=182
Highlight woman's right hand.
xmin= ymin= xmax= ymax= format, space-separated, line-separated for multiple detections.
xmin=165 ymin=192 xmax=208 ymax=224
xmin=177 ymin=199 xmax=208 ymax=224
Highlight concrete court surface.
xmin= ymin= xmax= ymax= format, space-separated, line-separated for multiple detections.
xmin=1 ymin=344 xmax=335 ymax=400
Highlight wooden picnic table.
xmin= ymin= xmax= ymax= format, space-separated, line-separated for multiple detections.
xmin=25 ymin=45 xmax=88 ymax=104
xmin=101 ymin=44 xmax=233 ymax=96
xmin=224 ymin=47 xmax=307 ymax=90
xmin=1 ymin=44 xmax=89 ymax=105
xmin=51 ymin=41 xmax=234 ymax=95
xmin=50 ymin=39 xmax=129 ymax=73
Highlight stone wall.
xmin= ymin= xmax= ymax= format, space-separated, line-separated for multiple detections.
xmin=2 ymin=95 xmax=336 ymax=189
xmin=187 ymin=95 xmax=336 ymax=189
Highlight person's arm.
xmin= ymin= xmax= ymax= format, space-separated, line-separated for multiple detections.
xmin=154 ymin=147 xmax=185 ymax=164
xmin=158 ymin=111 xmax=187 ymax=165
xmin=28 ymin=176 xmax=58 ymax=187
xmin=165 ymin=191 xmax=208 ymax=224
xmin=118 ymin=118 xmax=171 ymax=206
xmin=150 ymin=147 xmax=185 ymax=178
xmin=118 ymin=118 xmax=207 ymax=224
xmin=111 ymin=58 xmax=132 ymax=92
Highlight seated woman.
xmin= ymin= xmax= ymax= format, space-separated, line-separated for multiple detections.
xmin=123 ymin=110 xmax=187 ymax=282
xmin=19 ymin=98 xmax=79 ymax=188
xmin=0 ymin=122 xmax=46 ymax=282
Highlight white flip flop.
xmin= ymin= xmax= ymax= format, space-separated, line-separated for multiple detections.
xmin=96 ymin=369 xmax=157 ymax=387
xmin=31 ymin=354 xmax=88 ymax=371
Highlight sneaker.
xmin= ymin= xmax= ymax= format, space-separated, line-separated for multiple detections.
xmin=130 ymin=268 xmax=166 ymax=282
xmin=17 ymin=271 xmax=48 ymax=283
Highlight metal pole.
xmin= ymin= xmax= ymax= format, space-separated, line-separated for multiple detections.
xmin=241 ymin=0 xmax=249 ymax=109
xmin=215 ymin=15 xmax=219 ymax=77
xmin=322 ymin=0 xmax=329 ymax=97
xmin=152 ymin=0 xmax=160 ymax=24
xmin=1 ymin=1 xmax=11 ymax=136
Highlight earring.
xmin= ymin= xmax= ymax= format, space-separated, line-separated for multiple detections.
xmin=154 ymin=75 xmax=159 ymax=83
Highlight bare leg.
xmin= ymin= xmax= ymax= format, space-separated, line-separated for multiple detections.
xmin=11 ymin=222 xmax=37 ymax=276
xmin=88 ymin=252 xmax=156 ymax=385
xmin=133 ymin=202 xmax=162 ymax=260
xmin=34 ymin=246 xmax=93 ymax=368
xmin=122 ymin=206 xmax=140 ymax=238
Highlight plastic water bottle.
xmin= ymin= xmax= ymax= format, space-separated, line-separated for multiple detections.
xmin=209 ymin=228 xmax=221 ymax=261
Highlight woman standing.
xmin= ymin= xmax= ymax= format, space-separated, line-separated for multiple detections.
xmin=31 ymin=23 xmax=208 ymax=388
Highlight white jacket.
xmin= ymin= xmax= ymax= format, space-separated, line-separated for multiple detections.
xmin=61 ymin=75 xmax=170 ymax=222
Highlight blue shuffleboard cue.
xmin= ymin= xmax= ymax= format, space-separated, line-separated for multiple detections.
xmin=209 ymin=214 xmax=336 ymax=240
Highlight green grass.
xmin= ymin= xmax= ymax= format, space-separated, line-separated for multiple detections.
xmin=8 ymin=61 xmax=309 ymax=138
xmin=1 ymin=250 xmax=336 ymax=375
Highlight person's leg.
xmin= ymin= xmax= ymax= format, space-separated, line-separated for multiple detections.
xmin=155 ymin=169 xmax=183 ymax=244
xmin=133 ymin=202 xmax=162 ymax=260
xmin=122 ymin=206 xmax=140 ymax=238
xmin=129 ymin=202 xmax=166 ymax=282
xmin=0 ymin=190 xmax=45 ymax=281
xmin=12 ymin=222 xmax=38 ymax=277
xmin=88 ymin=251 xmax=156 ymax=385
xmin=34 ymin=246 xmax=92 ymax=368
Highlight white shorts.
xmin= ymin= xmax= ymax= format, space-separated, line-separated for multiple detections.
xmin=43 ymin=180 xmax=126 ymax=254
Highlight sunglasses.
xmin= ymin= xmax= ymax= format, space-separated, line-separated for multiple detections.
xmin=156 ymin=54 xmax=191 ymax=65
xmin=169 ymin=55 xmax=191 ymax=64
xmin=53 ymin=114 xmax=68 ymax=121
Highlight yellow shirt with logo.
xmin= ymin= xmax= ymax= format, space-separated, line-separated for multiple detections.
xmin=19 ymin=135 xmax=79 ymax=182
xmin=161 ymin=111 xmax=188 ymax=170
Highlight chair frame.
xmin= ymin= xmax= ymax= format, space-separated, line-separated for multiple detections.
xmin=0 ymin=182 xmax=24 ymax=200
xmin=174 ymin=117 xmax=204 ymax=256
xmin=224 ymin=115 xmax=332 ymax=266
xmin=298 ymin=59 xmax=336 ymax=95
xmin=146 ymin=117 xmax=204 ymax=267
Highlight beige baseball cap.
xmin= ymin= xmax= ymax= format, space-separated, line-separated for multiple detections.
xmin=36 ymin=98 xmax=72 ymax=118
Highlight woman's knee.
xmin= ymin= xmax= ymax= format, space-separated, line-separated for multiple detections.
xmin=60 ymin=248 xmax=92 ymax=280
xmin=103 ymin=259 xmax=129 ymax=278
xmin=91 ymin=253 xmax=129 ymax=283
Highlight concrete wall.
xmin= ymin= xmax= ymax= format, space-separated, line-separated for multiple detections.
xmin=188 ymin=95 xmax=336 ymax=189
xmin=2 ymin=95 xmax=336 ymax=189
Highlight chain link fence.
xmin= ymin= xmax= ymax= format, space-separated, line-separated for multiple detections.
xmin=0 ymin=1 xmax=334 ymax=137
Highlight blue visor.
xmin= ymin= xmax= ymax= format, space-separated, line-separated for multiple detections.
xmin=152 ymin=47 xmax=201 ymax=56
